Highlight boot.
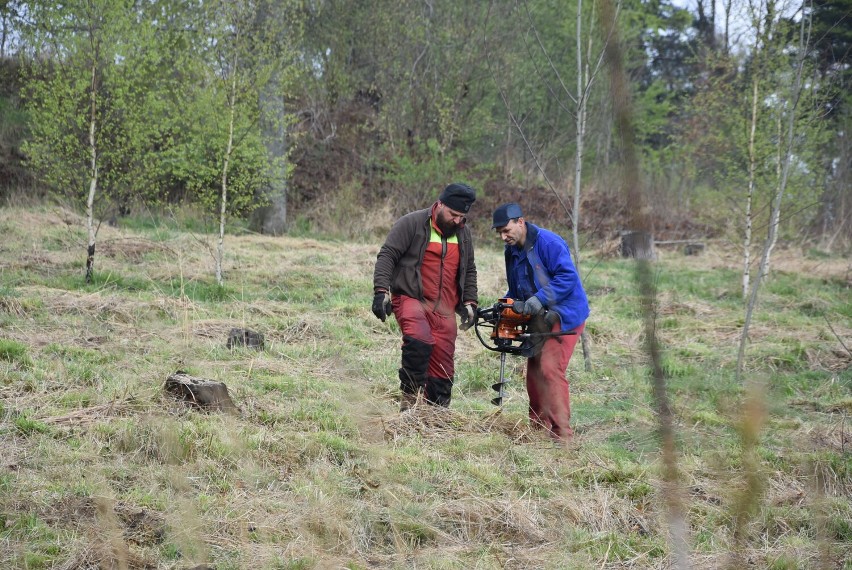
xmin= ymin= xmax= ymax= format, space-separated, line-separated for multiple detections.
xmin=425 ymin=376 xmax=453 ymax=407
xmin=399 ymin=336 xmax=432 ymax=412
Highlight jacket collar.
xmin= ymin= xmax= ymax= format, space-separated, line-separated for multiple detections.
xmin=523 ymin=222 xmax=540 ymax=252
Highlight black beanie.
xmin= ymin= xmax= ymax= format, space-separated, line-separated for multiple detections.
xmin=439 ymin=183 xmax=476 ymax=214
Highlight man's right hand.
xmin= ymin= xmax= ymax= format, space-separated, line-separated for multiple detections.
xmin=372 ymin=290 xmax=392 ymax=322
xmin=519 ymin=295 xmax=543 ymax=316
xmin=459 ymin=303 xmax=476 ymax=331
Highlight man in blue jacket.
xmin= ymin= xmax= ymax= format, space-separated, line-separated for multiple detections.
xmin=492 ymin=203 xmax=589 ymax=441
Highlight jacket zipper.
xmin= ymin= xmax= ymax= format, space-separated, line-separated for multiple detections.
xmin=432 ymin=236 xmax=447 ymax=311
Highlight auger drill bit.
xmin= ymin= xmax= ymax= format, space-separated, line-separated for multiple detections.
xmin=491 ymin=351 xmax=508 ymax=407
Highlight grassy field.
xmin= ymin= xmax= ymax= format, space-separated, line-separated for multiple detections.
xmin=0 ymin=205 xmax=850 ymax=569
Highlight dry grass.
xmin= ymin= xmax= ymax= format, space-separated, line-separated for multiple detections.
xmin=379 ymin=404 xmax=542 ymax=445
xmin=0 ymin=206 xmax=850 ymax=569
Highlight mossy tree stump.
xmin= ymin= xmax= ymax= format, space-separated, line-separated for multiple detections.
xmin=164 ymin=372 xmax=237 ymax=414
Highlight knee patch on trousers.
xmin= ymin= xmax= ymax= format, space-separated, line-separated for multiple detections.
xmin=399 ymin=336 xmax=433 ymax=394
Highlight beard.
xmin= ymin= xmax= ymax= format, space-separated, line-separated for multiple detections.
xmin=436 ymin=216 xmax=459 ymax=237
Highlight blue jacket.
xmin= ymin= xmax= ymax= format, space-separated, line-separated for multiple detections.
xmin=504 ymin=223 xmax=589 ymax=331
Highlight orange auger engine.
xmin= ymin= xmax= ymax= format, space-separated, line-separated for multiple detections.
xmin=473 ymin=298 xmax=544 ymax=356
xmin=473 ymin=298 xmax=575 ymax=406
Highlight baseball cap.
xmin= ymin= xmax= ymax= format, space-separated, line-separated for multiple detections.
xmin=491 ymin=202 xmax=524 ymax=229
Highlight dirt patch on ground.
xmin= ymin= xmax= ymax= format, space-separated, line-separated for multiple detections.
xmin=99 ymin=238 xmax=172 ymax=261
xmin=42 ymin=497 xmax=165 ymax=569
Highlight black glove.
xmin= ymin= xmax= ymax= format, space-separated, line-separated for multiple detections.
xmin=459 ymin=304 xmax=476 ymax=331
xmin=372 ymin=290 xmax=392 ymax=322
xmin=520 ymin=295 xmax=543 ymax=316
xmin=544 ymin=310 xmax=560 ymax=328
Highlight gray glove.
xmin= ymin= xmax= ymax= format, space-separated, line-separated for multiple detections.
xmin=372 ymin=290 xmax=392 ymax=322
xmin=459 ymin=304 xmax=476 ymax=331
xmin=520 ymin=295 xmax=543 ymax=316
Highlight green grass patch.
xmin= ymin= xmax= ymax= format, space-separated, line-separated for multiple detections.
xmin=0 ymin=338 xmax=32 ymax=368
xmin=163 ymin=278 xmax=232 ymax=302
xmin=13 ymin=414 xmax=51 ymax=435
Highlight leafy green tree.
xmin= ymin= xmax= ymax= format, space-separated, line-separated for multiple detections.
xmin=297 ymin=0 xmax=502 ymax=214
xmin=20 ymin=0 xmax=158 ymax=283
xmin=675 ymin=0 xmax=834 ymax=260
xmin=178 ymin=0 xmax=301 ymax=284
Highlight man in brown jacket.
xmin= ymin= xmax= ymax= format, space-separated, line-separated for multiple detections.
xmin=372 ymin=183 xmax=479 ymax=411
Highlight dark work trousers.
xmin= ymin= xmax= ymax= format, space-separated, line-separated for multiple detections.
xmin=393 ymin=294 xmax=457 ymax=404
xmin=526 ymin=322 xmax=585 ymax=440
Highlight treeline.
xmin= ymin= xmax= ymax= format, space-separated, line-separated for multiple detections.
xmin=0 ymin=0 xmax=849 ymax=251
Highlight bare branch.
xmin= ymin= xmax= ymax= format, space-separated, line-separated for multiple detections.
xmin=823 ymin=315 xmax=852 ymax=358
xmin=488 ymin=56 xmax=573 ymax=224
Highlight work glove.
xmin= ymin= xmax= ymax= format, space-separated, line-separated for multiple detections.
xmin=544 ymin=309 xmax=560 ymax=328
xmin=459 ymin=303 xmax=476 ymax=331
xmin=520 ymin=295 xmax=543 ymax=316
xmin=372 ymin=290 xmax=392 ymax=322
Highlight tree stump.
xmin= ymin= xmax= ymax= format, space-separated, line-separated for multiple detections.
xmin=249 ymin=192 xmax=287 ymax=236
xmin=620 ymin=231 xmax=656 ymax=260
xmin=226 ymin=328 xmax=264 ymax=350
xmin=684 ymin=243 xmax=705 ymax=256
xmin=164 ymin=372 xmax=237 ymax=414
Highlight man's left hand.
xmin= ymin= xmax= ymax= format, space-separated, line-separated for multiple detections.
xmin=459 ymin=304 xmax=476 ymax=331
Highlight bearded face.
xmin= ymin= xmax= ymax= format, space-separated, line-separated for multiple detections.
xmin=436 ymin=203 xmax=465 ymax=237
xmin=436 ymin=215 xmax=459 ymax=237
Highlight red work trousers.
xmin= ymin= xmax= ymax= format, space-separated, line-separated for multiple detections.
xmin=526 ymin=322 xmax=585 ymax=441
xmin=392 ymin=294 xmax=457 ymax=379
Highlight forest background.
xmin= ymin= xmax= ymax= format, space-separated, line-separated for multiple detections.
xmin=0 ymin=0 xmax=849 ymax=255
xmin=0 ymin=0 xmax=851 ymax=569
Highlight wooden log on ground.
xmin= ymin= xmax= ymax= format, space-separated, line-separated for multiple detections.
xmin=164 ymin=371 xmax=237 ymax=414
xmin=652 ymin=240 xmax=706 ymax=256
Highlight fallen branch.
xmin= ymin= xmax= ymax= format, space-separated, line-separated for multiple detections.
xmin=823 ymin=314 xmax=851 ymax=358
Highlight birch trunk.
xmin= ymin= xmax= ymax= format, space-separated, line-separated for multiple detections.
xmin=573 ymin=0 xmax=584 ymax=259
xmin=743 ymin=76 xmax=759 ymax=299
xmin=85 ymin=57 xmax=98 ymax=285
xmin=764 ymin=108 xmax=783 ymax=273
xmin=216 ymin=56 xmax=238 ymax=286
xmin=574 ymin=0 xmax=593 ymax=371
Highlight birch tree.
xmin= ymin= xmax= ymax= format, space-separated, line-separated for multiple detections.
xmin=183 ymin=0 xmax=301 ymax=285
xmin=573 ymin=0 xmax=611 ymax=369
xmin=737 ymin=2 xmax=815 ymax=378
xmin=21 ymin=0 xmax=149 ymax=283
xmin=522 ymin=0 xmax=609 ymax=369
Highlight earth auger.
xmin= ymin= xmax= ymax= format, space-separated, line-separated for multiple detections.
xmin=473 ymin=298 xmax=577 ymax=407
